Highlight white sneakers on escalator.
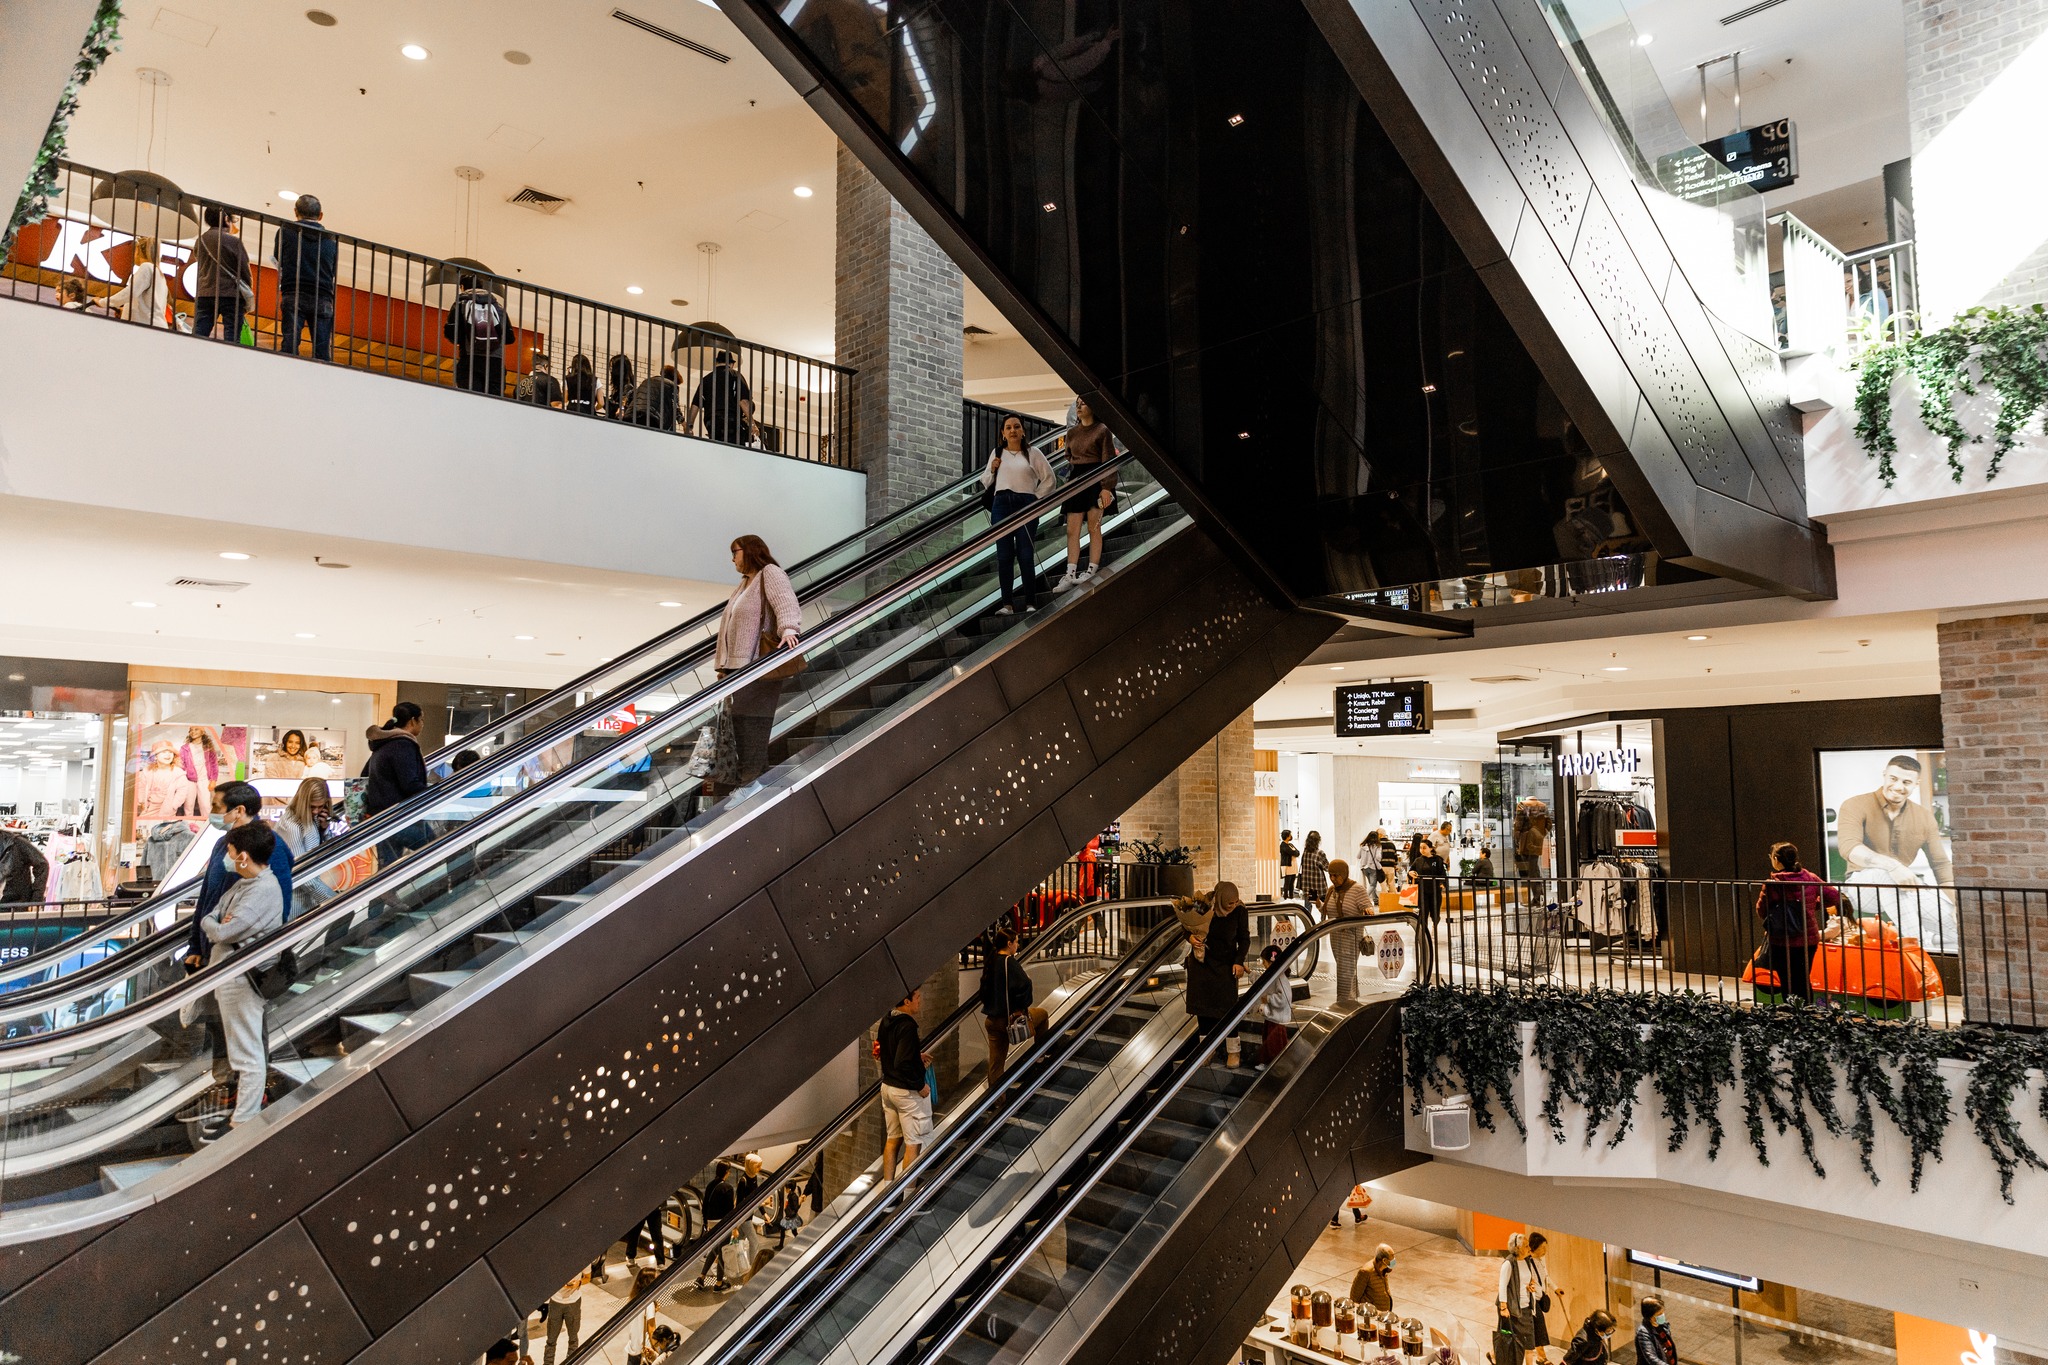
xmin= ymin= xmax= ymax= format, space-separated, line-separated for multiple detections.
xmin=1052 ymin=562 xmax=1101 ymax=594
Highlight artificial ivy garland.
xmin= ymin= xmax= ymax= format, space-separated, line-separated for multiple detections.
xmin=1854 ymin=304 xmax=2048 ymax=487
xmin=2 ymin=0 xmax=124 ymax=257
xmin=1402 ymin=984 xmax=2048 ymax=1203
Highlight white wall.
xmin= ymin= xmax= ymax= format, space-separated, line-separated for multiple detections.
xmin=0 ymin=302 xmax=866 ymax=585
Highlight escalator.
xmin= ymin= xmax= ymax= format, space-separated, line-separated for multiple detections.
xmin=566 ymin=904 xmax=1407 ymax=1365
xmin=0 ymin=428 xmax=1064 ymax=1005
xmin=0 ymin=456 xmax=1339 ymax=1365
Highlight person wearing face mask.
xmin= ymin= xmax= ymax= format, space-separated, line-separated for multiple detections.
xmin=196 ymin=821 xmax=286 ymax=1139
xmin=1564 ymin=1311 xmax=1618 ymax=1365
xmin=1351 ymin=1243 xmax=1397 ymax=1312
xmin=1634 ymin=1297 xmax=1678 ymax=1365
xmin=182 ymin=782 xmax=296 ymax=976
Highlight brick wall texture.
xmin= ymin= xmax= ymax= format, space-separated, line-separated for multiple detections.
xmin=1116 ymin=708 xmax=1258 ymax=892
xmin=835 ymin=142 xmax=964 ymax=523
xmin=1905 ymin=0 xmax=2048 ymax=310
xmin=1936 ymin=612 xmax=2048 ymax=1026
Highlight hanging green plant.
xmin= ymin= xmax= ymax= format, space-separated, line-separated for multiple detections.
xmin=2 ymin=1 xmax=124 ymax=257
xmin=1402 ymin=985 xmax=2048 ymax=1203
xmin=1854 ymin=304 xmax=2048 ymax=487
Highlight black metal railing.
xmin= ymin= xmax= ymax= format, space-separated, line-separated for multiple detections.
xmin=962 ymin=398 xmax=1059 ymax=475
xmin=958 ymin=857 xmax=1195 ymax=968
xmin=1405 ymin=873 xmax=2042 ymax=1028
xmin=3 ymin=160 xmax=857 ymax=467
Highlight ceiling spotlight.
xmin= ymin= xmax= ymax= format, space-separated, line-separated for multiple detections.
xmin=1603 ymin=665 xmax=1629 ymax=672
xmin=331 ymin=697 xmax=343 ymax=704
xmin=1329 ymin=665 xmax=1344 ymax=671
xmin=4 ymin=674 xmax=20 ymax=682
xmin=658 ymin=600 xmax=682 ymax=608
xmin=277 ymin=190 xmax=298 ymax=203
xmin=1686 ymin=634 xmax=1709 ymax=641
xmin=1237 ymin=431 xmax=1250 ymax=440
xmin=219 ymin=550 xmax=251 ymax=560
xmin=793 ymin=185 xmax=814 ymax=198
xmin=1041 ymin=201 xmax=1058 ymax=213
xmin=401 ymin=43 xmax=429 ymax=60
xmin=131 ymin=600 xmax=156 ymax=609
xmin=1421 ymin=383 xmax=1438 ymax=394
xmin=626 ymin=285 xmax=644 ymax=295
xmin=514 ymin=634 xmax=535 ymax=641
xmin=1636 ymin=32 xmax=1653 ymax=45
xmin=295 ymin=632 xmax=317 ymax=639
xmin=255 ymin=693 xmax=268 ymax=701
xmin=181 ymin=690 xmax=191 ymax=697
xmin=1227 ymin=114 xmax=1245 ymax=127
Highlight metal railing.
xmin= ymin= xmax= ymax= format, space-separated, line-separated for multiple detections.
xmin=2 ymin=160 xmax=857 ymax=467
xmin=961 ymin=398 xmax=1059 ymax=475
xmin=1409 ymin=873 xmax=2040 ymax=1028
xmin=1772 ymin=211 xmax=1918 ymax=356
xmin=1329 ymin=553 xmax=1662 ymax=615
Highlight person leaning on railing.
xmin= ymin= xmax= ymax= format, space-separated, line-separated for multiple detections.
xmin=1753 ymin=841 xmax=1840 ymax=1005
xmin=1323 ymin=858 xmax=1373 ymax=1004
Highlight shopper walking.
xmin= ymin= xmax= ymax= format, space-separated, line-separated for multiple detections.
xmin=198 ymin=820 xmax=286 ymax=1138
xmin=275 ymin=777 xmax=334 ymax=860
xmin=542 ymin=1271 xmax=587 ymax=1365
xmin=1525 ymin=1232 xmax=1557 ymax=1363
xmin=1634 ymin=1297 xmax=1678 ymax=1365
xmin=979 ymin=927 xmax=1048 ymax=1083
xmin=1563 ymin=1312 xmax=1617 ymax=1365
xmin=274 ymin=194 xmax=338 ymax=360
xmin=1279 ymin=830 xmax=1299 ymax=901
xmin=1753 ymin=841 xmax=1838 ymax=1004
xmin=107 ymin=235 xmax=168 ymax=328
xmin=713 ymin=535 xmax=801 ymax=791
xmin=628 ymin=364 xmax=684 ymax=431
xmin=1051 ymin=397 xmax=1117 ymax=592
xmin=1185 ymin=881 xmax=1250 ymax=1051
xmin=1297 ymin=831 xmax=1330 ymax=906
xmin=444 ymin=274 xmax=510 ymax=394
xmin=879 ymin=990 xmax=934 ymax=1181
xmin=563 ymin=353 xmax=599 ymax=414
xmin=1323 ymin=859 xmax=1373 ymax=1004
xmin=980 ymin=415 xmax=1056 ymax=615
xmin=1351 ymin=1244 xmax=1397 ymax=1312
xmin=1359 ymin=832 xmax=1383 ymax=895
xmin=687 ymin=349 xmax=758 ymax=445
xmin=1496 ymin=1233 xmax=1541 ymax=1365
xmin=517 ymin=351 xmax=564 ymax=408
xmin=364 ymin=702 xmax=431 ymax=859
xmin=694 ymin=1161 xmax=737 ymax=1290
xmin=192 ymin=206 xmax=253 ymax=342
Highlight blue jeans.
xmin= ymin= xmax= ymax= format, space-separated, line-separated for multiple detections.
xmin=192 ymin=293 xmax=245 ymax=342
xmin=278 ymin=293 xmax=335 ymax=360
xmin=991 ymin=489 xmax=1040 ymax=608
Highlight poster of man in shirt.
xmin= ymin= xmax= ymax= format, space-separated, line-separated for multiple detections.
xmin=1820 ymin=749 xmax=1956 ymax=952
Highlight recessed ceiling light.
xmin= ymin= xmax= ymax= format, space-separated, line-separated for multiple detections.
xmin=546 ymin=651 xmax=566 ymax=657
xmin=255 ymin=694 xmax=267 ymax=701
xmin=1603 ymin=665 xmax=1629 ymax=672
xmin=514 ymin=634 xmax=535 ymax=641
xmin=1686 ymin=634 xmax=1709 ymax=641
xmin=219 ymin=550 xmax=251 ymax=560
xmin=658 ymin=600 xmax=682 ymax=608
xmin=295 ymin=632 xmax=317 ymax=639
xmin=793 ymin=185 xmax=814 ymax=198
xmin=4 ymin=674 xmax=20 ymax=682
xmin=503 ymin=49 xmax=531 ymax=65
xmin=277 ymin=189 xmax=298 ymax=203
xmin=1636 ymin=32 xmax=1653 ymax=45
xmin=331 ymin=697 xmax=343 ymax=704
xmin=1421 ymin=383 xmax=1438 ymax=394
xmin=626 ymin=285 xmax=644 ymax=295
xmin=1227 ymin=114 xmax=1245 ymax=127
xmin=401 ymin=43 xmax=429 ymax=60
xmin=131 ymin=600 xmax=156 ymax=609
xmin=180 ymin=690 xmax=191 ymax=697
xmin=1041 ymin=201 xmax=1057 ymax=213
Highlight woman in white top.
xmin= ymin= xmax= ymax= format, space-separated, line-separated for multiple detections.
xmin=274 ymin=776 xmax=333 ymax=859
xmin=978 ymin=415 xmax=1055 ymax=615
xmin=107 ymin=235 xmax=169 ymax=327
xmin=1496 ymin=1231 xmax=1549 ymax=1365
xmin=713 ymin=534 xmax=801 ymax=791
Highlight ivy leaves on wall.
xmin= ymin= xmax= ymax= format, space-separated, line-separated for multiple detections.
xmin=1402 ymin=985 xmax=2048 ymax=1203
xmin=2 ymin=1 xmax=124 ymax=257
xmin=1854 ymin=304 xmax=2048 ymax=487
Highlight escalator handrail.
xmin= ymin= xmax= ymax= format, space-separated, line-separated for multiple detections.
xmin=0 ymin=452 xmax=1153 ymax=1062
xmin=703 ymin=908 xmax=1194 ymax=1365
xmin=0 ymin=431 xmax=1091 ymax=998
xmin=904 ymin=911 xmax=1423 ymax=1365
xmin=562 ymin=894 xmax=1186 ymax=1365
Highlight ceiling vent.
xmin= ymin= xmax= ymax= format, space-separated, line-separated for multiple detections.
xmin=611 ymin=9 xmax=731 ymax=63
xmin=1469 ymin=673 xmax=1537 ymax=685
xmin=169 ymin=576 xmax=248 ymax=592
xmin=508 ymin=186 xmax=569 ymax=214
xmin=1719 ymin=0 xmax=1789 ymax=23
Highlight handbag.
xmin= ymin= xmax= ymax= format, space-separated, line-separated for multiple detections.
xmin=755 ymin=618 xmax=806 ymax=680
xmin=1002 ymin=961 xmax=1031 ymax=1046
xmin=245 ymin=946 xmax=298 ymax=1001
xmin=683 ymin=703 xmax=740 ymax=786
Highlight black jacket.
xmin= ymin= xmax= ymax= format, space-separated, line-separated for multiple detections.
xmin=442 ymin=287 xmax=508 ymax=354
xmin=0 ymin=832 xmax=47 ymax=904
xmin=978 ymin=953 xmax=1032 ymax=1019
xmin=362 ymin=724 xmax=428 ymax=816
xmin=1184 ymin=903 xmax=1250 ymax=1020
xmin=700 ymin=1174 xmax=736 ymax=1222
xmin=276 ymin=220 xmax=338 ymax=302
xmin=878 ymin=1009 xmax=924 ymax=1089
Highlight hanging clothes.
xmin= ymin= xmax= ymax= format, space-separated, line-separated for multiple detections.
xmin=143 ymin=820 xmax=199 ymax=880
xmin=1578 ymin=860 xmax=1630 ymax=936
xmin=57 ymin=852 xmax=100 ymax=904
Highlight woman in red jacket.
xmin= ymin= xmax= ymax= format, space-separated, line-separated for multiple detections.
xmin=1753 ymin=841 xmax=1840 ymax=1003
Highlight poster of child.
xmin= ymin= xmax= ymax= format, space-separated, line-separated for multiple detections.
xmin=131 ymin=724 xmax=247 ymax=833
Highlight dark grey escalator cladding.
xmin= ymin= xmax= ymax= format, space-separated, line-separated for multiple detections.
xmin=4 ymin=526 xmax=1337 ymax=1365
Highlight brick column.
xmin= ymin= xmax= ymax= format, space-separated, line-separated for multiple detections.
xmin=835 ymin=142 xmax=964 ymax=522
xmin=1117 ymin=708 xmax=1258 ymax=892
xmin=818 ymin=966 xmax=960 ymax=1201
xmin=1936 ymin=612 xmax=2048 ymax=1026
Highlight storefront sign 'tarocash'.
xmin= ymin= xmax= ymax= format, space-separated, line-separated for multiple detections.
xmin=1556 ymin=748 xmax=1640 ymax=778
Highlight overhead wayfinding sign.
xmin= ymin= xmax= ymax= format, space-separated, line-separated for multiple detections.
xmin=1657 ymin=119 xmax=1796 ymax=201
xmin=1334 ymin=682 xmax=1432 ymax=737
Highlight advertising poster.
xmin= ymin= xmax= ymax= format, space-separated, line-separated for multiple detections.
xmin=247 ymin=727 xmax=347 ymax=784
xmin=131 ymin=724 xmax=247 ymax=828
xmin=1819 ymin=748 xmax=1956 ymax=951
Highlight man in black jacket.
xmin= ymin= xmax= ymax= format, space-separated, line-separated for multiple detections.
xmin=694 ymin=1160 xmax=737 ymax=1290
xmin=878 ymin=989 xmax=932 ymax=1182
xmin=275 ymin=193 xmax=338 ymax=361
xmin=443 ymin=274 xmax=510 ymax=394
xmin=363 ymin=702 xmax=430 ymax=858
xmin=978 ymin=929 xmax=1047 ymax=1083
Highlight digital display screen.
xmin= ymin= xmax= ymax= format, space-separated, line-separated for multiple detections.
xmin=1334 ymin=682 xmax=1432 ymax=737
xmin=1657 ymin=120 xmax=1797 ymax=200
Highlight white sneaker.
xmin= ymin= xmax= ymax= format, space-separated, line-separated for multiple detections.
xmin=1052 ymin=568 xmax=1081 ymax=593
xmin=995 ymin=604 xmax=1017 ymax=616
xmin=1080 ymin=562 xmax=1101 ymax=579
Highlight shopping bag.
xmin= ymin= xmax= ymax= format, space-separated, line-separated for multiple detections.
xmin=1378 ymin=890 xmax=1404 ymax=915
xmin=1812 ymin=921 xmax=1944 ymax=1003
xmin=717 ymin=1235 xmax=751 ymax=1281
xmin=682 ymin=705 xmax=739 ymax=786
xmin=1739 ymin=946 xmax=1781 ymax=990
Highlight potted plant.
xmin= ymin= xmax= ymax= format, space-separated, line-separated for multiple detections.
xmin=1126 ymin=836 xmax=1199 ymax=897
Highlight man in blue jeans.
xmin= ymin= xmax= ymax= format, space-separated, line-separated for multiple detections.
xmin=275 ymin=193 xmax=338 ymax=361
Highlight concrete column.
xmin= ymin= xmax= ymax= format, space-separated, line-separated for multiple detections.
xmin=1936 ymin=611 xmax=2048 ymax=1026
xmin=835 ymin=142 xmax=964 ymax=522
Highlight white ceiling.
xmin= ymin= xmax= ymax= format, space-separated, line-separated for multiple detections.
xmin=1256 ymin=610 xmax=1939 ymax=759
xmin=64 ymin=0 xmax=1064 ymax=397
xmin=0 ymin=495 xmax=731 ymax=688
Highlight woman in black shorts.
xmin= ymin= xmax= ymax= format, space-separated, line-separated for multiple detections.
xmin=1052 ymin=397 xmax=1118 ymax=593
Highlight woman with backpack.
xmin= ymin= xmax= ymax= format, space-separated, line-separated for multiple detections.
xmin=1753 ymin=841 xmax=1840 ymax=1003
